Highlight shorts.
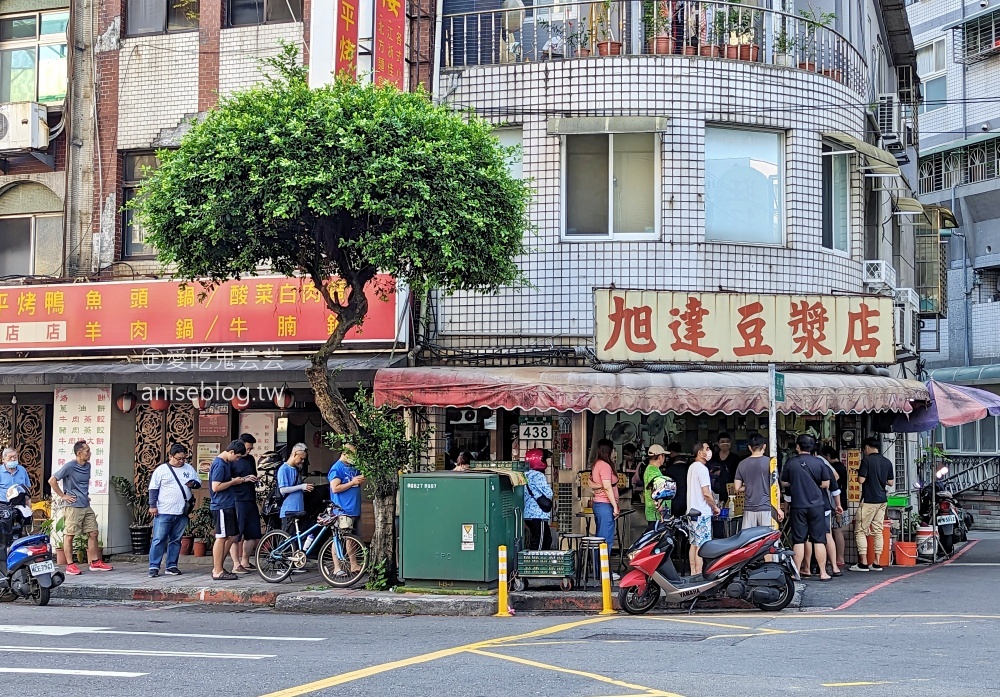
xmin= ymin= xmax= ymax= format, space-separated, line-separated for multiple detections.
xmin=790 ymin=506 xmax=827 ymax=544
xmin=742 ymin=510 xmax=773 ymax=529
xmin=691 ymin=514 xmax=712 ymax=547
xmin=234 ymin=501 xmax=262 ymax=540
xmin=63 ymin=506 xmax=99 ymax=536
xmin=824 ymin=510 xmax=833 ymax=534
xmin=212 ymin=508 xmax=239 ymax=539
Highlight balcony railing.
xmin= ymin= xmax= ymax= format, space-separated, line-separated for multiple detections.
xmin=441 ymin=0 xmax=869 ymax=96
xmin=919 ymin=135 xmax=1000 ymax=194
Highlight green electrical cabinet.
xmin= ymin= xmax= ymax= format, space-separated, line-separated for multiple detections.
xmin=399 ymin=471 xmax=523 ymax=584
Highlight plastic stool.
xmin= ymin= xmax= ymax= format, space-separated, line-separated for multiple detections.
xmin=578 ymin=536 xmax=606 ymax=589
xmin=559 ymin=533 xmax=586 ymax=553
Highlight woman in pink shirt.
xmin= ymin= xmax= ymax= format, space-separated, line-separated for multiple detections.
xmin=590 ymin=438 xmax=620 ymax=580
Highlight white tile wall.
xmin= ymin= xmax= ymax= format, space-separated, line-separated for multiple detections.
xmin=219 ymin=24 xmax=305 ymax=97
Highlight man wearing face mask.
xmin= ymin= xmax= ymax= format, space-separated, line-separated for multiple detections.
xmin=0 ymin=447 xmax=31 ymax=504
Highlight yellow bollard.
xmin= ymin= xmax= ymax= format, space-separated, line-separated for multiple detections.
xmin=599 ymin=543 xmax=615 ymax=615
xmin=496 ymin=545 xmax=511 ymax=617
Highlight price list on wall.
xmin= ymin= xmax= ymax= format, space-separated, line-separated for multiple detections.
xmin=52 ymin=387 xmax=112 ymax=494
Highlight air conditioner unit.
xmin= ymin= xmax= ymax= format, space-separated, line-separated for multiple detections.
xmin=877 ymin=93 xmax=903 ymax=152
xmin=894 ymin=305 xmax=918 ymax=353
xmin=863 ymin=259 xmax=897 ymax=294
xmin=0 ymin=102 xmax=49 ymax=152
xmin=449 ymin=409 xmax=478 ymax=425
xmin=894 ymin=287 xmax=920 ymax=309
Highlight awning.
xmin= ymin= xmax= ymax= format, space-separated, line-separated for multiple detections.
xmin=929 ymin=366 xmax=1000 ymax=388
xmin=919 ymin=132 xmax=999 ymax=158
xmin=0 ymin=355 xmax=404 ymax=386
xmin=894 ymin=197 xmax=925 ymax=214
xmin=823 ymin=132 xmax=901 ymax=176
xmin=374 ymin=367 xmax=928 ymax=415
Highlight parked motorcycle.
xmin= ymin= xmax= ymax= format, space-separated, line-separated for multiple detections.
xmin=617 ymin=511 xmax=799 ymax=615
xmin=918 ymin=483 xmax=971 ymax=553
xmin=0 ymin=485 xmax=64 ymax=606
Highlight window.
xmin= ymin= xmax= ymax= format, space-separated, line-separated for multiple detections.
xmin=944 ymin=425 xmax=959 ymax=451
xmin=705 ymin=126 xmax=783 ymax=245
xmin=0 ymin=214 xmax=61 ymax=276
xmin=822 ymin=146 xmax=850 ymax=253
xmin=494 ymin=127 xmax=522 ymax=180
xmin=126 ymin=0 xmax=199 ymax=36
xmin=916 ymin=39 xmax=946 ymax=114
xmin=122 ymin=152 xmax=160 ymax=258
xmin=229 ymin=0 xmax=303 ymax=26
xmin=563 ymin=133 xmax=657 ymax=238
xmin=981 ymin=416 xmax=998 ymax=452
xmin=0 ymin=10 xmax=68 ymax=104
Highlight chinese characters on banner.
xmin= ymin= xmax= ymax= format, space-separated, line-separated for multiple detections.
xmin=595 ymin=290 xmax=895 ymax=364
xmin=374 ymin=0 xmax=405 ymax=87
xmin=0 ymin=275 xmax=399 ymax=351
xmin=846 ymin=449 xmax=862 ymax=503
xmin=335 ymin=0 xmax=360 ymax=77
xmin=239 ymin=412 xmax=276 ymax=455
xmin=52 ymin=387 xmax=111 ymax=495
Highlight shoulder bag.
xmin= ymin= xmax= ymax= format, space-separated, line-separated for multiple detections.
xmin=167 ymin=465 xmax=196 ymax=516
xmin=525 ymin=474 xmax=553 ymax=513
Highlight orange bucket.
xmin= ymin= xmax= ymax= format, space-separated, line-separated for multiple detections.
xmin=894 ymin=540 xmax=918 ymax=566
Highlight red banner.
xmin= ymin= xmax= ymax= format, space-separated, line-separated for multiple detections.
xmin=374 ymin=0 xmax=405 ymax=88
xmin=335 ymin=0 xmax=360 ymax=78
xmin=0 ymin=276 xmax=399 ymax=352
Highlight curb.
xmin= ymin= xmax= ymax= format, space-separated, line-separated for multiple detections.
xmin=274 ymin=591 xmax=498 ymax=616
xmin=53 ymin=584 xmax=280 ymax=606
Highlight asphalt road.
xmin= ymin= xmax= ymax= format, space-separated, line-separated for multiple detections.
xmin=2 ymin=533 xmax=999 ymax=697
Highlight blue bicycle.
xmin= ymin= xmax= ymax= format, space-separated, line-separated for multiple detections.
xmin=255 ymin=503 xmax=368 ymax=587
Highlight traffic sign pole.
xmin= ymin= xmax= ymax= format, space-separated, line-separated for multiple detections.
xmin=768 ymin=364 xmax=780 ymax=530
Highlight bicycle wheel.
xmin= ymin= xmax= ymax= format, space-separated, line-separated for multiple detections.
xmin=318 ymin=533 xmax=369 ymax=588
xmin=256 ymin=529 xmax=294 ymax=583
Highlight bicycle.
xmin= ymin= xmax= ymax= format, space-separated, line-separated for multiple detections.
xmin=254 ymin=502 xmax=369 ymax=588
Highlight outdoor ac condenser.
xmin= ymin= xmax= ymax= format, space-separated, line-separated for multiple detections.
xmin=0 ymin=102 xmax=49 ymax=152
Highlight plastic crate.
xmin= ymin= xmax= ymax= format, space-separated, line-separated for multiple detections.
xmin=473 ymin=460 xmax=528 ymax=472
xmin=518 ymin=550 xmax=575 ymax=576
xmin=887 ymin=494 xmax=910 ymax=507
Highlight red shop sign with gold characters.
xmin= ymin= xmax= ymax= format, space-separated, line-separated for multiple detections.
xmin=595 ymin=289 xmax=895 ymax=364
xmin=0 ymin=275 xmax=401 ymax=351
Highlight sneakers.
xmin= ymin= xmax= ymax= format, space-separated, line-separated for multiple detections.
xmin=870 ymin=564 xmax=884 ymax=572
xmin=611 ymin=572 xmax=621 ymax=582
xmin=64 ymin=563 xmax=82 ymax=576
xmin=89 ymin=560 xmax=113 ymax=572
xmin=148 ymin=569 xmax=159 ymax=578
xmin=165 ymin=567 xmax=182 ymax=576
xmin=849 ymin=563 xmax=870 ymax=572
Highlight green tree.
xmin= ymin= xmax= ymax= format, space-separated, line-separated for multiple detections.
xmin=134 ymin=46 xmax=530 ymax=579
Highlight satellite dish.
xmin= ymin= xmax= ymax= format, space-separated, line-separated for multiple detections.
xmin=646 ymin=413 xmax=667 ymax=435
xmin=609 ymin=422 xmax=637 ymax=444
xmin=501 ymin=0 xmax=525 ymax=32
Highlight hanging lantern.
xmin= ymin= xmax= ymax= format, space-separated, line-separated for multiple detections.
xmin=231 ymin=395 xmax=252 ymax=411
xmin=274 ymin=389 xmax=294 ymax=410
xmin=150 ymin=398 xmax=170 ymax=412
xmin=191 ymin=397 xmax=210 ymax=410
xmin=116 ymin=392 xmax=138 ymax=414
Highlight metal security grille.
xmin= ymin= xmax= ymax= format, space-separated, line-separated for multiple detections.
xmin=919 ymin=137 xmax=1000 ymax=194
xmin=557 ymin=483 xmax=573 ymax=531
xmin=951 ymin=8 xmax=1000 ymax=65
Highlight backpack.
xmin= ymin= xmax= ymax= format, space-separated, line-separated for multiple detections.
xmin=261 ymin=474 xmax=285 ymax=517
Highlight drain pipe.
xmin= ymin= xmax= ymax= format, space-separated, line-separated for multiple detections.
xmin=952 ymin=183 xmax=972 ymax=367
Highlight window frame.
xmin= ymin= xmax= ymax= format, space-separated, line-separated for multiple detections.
xmin=942 ymin=417 xmax=1000 ymax=454
xmin=559 ymin=132 xmax=661 ymax=242
xmin=124 ymin=0 xmax=200 ymax=37
xmin=227 ymin=0 xmax=304 ymax=28
xmin=821 ymin=144 xmax=852 ymax=256
xmin=916 ymin=38 xmax=947 ymax=115
xmin=0 ymin=214 xmax=37 ymax=275
xmin=121 ymin=151 xmax=161 ymax=260
xmin=703 ymin=124 xmax=786 ymax=248
xmin=0 ymin=9 xmax=69 ymax=105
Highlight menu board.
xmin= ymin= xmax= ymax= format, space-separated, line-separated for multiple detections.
xmin=239 ymin=412 xmax=276 ymax=455
xmin=196 ymin=442 xmax=220 ymax=482
xmin=198 ymin=403 xmax=230 ymax=438
xmin=846 ymin=449 xmax=862 ymax=503
xmin=52 ymin=387 xmax=111 ymax=495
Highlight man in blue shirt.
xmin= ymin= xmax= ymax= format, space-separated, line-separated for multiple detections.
xmin=209 ymin=440 xmax=249 ymax=581
xmin=0 ymin=447 xmax=31 ymax=503
xmin=277 ymin=443 xmax=313 ymax=541
xmin=327 ymin=446 xmax=365 ymax=577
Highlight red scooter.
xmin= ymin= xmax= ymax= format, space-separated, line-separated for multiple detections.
xmin=618 ymin=510 xmax=799 ymax=614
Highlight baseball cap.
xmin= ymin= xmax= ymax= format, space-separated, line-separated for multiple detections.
xmin=647 ymin=444 xmax=667 ymax=457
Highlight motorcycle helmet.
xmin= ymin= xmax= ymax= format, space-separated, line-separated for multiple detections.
xmin=649 ymin=476 xmax=676 ymax=501
xmin=256 ymin=451 xmax=284 ymax=470
xmin=524 ymin=448 xmax=551 ymax=472
xmin=5 ymin=484 xmax=28 ymax=507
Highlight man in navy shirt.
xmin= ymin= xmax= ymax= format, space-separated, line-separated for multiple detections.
xmin=781 ymin=434 xmax=831 ymax=582
xmin=229 ymin=433 xmax=260 ymax=574
xmin=210 ymin=440 xmax=248 ymax=581
xmin=328 ymin=446 xmax=365 ymax=576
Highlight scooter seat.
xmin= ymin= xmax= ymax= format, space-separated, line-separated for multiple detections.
xmin=698 ymin=526 xmax=774 ymax=559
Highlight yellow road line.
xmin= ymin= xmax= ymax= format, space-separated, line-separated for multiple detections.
xmin=638 ymin=616 xmax=763 ymax=631
xmin=822 ymin=681 xmax=891 ymax=687
xmin=470 ymin=648 xmax=685 ymax=697
xmin=259 ymin=616 xmax=618 ymax=697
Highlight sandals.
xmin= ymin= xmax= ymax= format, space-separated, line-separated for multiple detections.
xmin=213 ymin=571 xmax=238 ymax=581
xmin=332 ymin=570 xmax=349 ymax=579
xmin=232 ymin=565 xmax=251 ymax=574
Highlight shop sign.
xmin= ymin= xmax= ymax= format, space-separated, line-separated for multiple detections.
xmin=239 ymin=412 xmax=276 ymax=455
xmin=335 ymin=0 xmax=359 ymax=77
xmin=846 ymin=449 xmax=862 ymax=502
xmin=519 ymin=416 xmax=553 ymax=441
xmin=595 ymin=290 xmax=895 ymax=364
xmin=0 ymin=275 xmax=400 ymax=352
xmin=196 ymin=442 xmax=220 ymax=481
xmin=52 ymin=388 xmax=111 ymax=495
xmin=374 ymin=0 xmax=405 ymax=88
xmin=198 ymin=403 xmax=230 ymax=438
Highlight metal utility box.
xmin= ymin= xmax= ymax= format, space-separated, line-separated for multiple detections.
xmin=399 ymin=471 xmax=523 ymax=584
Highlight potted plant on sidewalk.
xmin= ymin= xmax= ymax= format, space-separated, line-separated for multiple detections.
xmin=189 ymin=498 xmax=213 ymax=557
xmin=180 ymin=522 xmax=194 ymax=556
xmin=112 ymin=475 xmax=154 ymax=555
xmin=40 ymin=514 xmax=67 ymax=565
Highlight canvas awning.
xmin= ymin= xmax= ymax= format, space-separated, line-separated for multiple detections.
xmin=894 ymin=197 xmax=925 ymax=214
xmin=822 ymin=132 xmax=902 ymax=177
xmin=374 ymin=367 xmax=928 ymax=415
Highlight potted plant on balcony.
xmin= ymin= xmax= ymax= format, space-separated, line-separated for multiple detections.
xmin=798 ymin=7 xmax=835 ymax=72
xmin=643 ymin=0 xmax=674 ymax=54
xmin=773 ymin=27 xmax=796 ymax=67
xmin=112 ymin=475 xmax=154 ymax=555
xmin=596 ymin=0 xmax=623 ymax=55
xmin=728 ymin=4 xmax=759 ymax=61
xmin=699 ymin=10 xmax=725 ymax=57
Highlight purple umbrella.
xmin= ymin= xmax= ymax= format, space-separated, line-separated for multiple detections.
xmin=892 ymin=379 xmax=1000 ymax=433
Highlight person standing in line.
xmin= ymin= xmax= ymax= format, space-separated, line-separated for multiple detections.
xmin=710 ymin=433 xmax=741 ymax=498
xmin=822 ymin=446 xmax=848 ymax=568
xmin=209 ymin=440 xmax=248 ymax=581
xmin=643 ymin=445 xmax=668 ymax=531
xmin=453 ymin=451 xmax=472 ymax=472
xmin=147 ymin=444 xmax=201 ymax=578
xmin=229 ymin=433 xmax=261 ymax=574
xmin=590 ymin=438 xmax=620 ymax=582
xmin=0 ymin=448 xmax=31 ymax=502
xmin=49 ymin=441 xmax=113 ymax=575
xmin=522 ymin=448 xmax=554 ymax=551
xmin=687 ymin=441 xmax=720 ymax=576
xmin=851 ymin=437 xmax=894 ymax=572
xmin=733 ymin=433 xmax=784 ymax=529
xmin=781 ymin=434 xmax=831 ymax=582
xmin=278 ymin=443 xmax=314 ymax=574
xmin=328 ymin=445 xmax=366 ymax=576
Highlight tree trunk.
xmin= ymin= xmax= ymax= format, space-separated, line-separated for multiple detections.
xmin=370 ymin=491 xmax=397 ymax=586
